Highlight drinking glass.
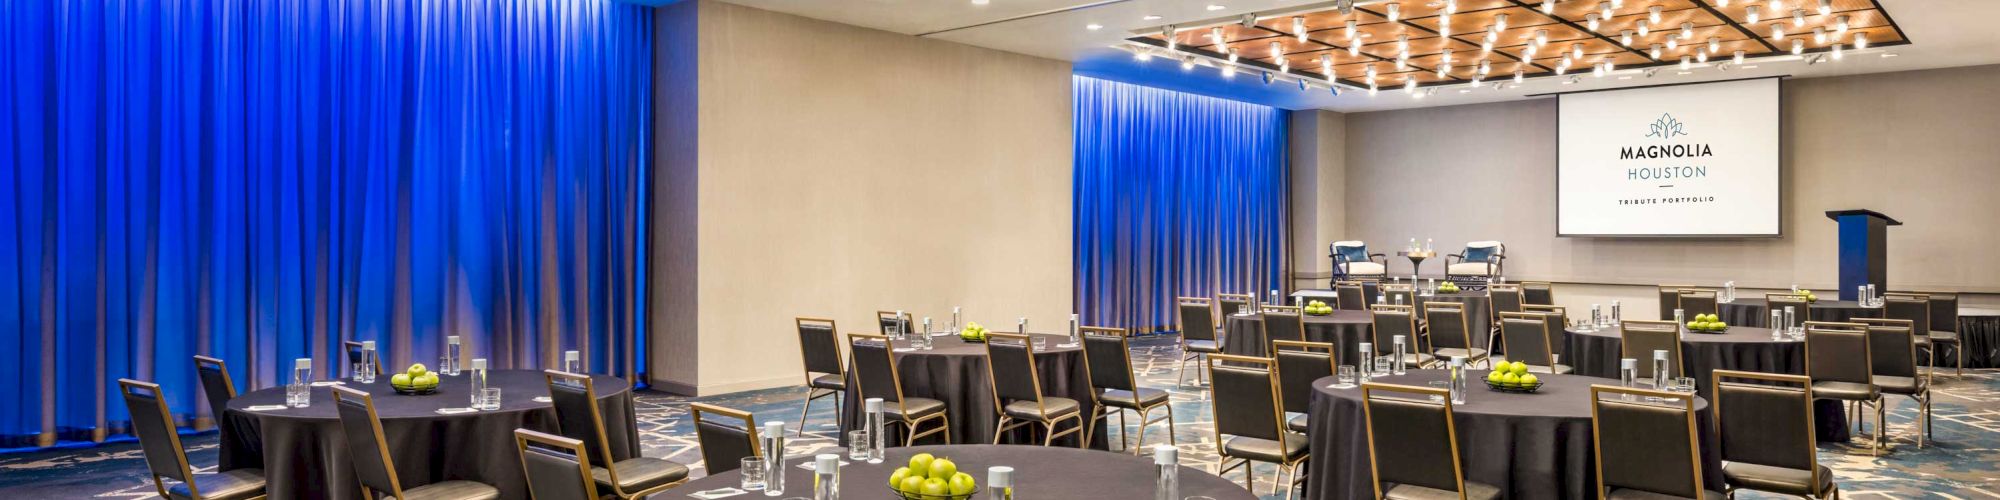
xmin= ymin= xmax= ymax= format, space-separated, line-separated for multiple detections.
xmin=1335 ymin=365 xmax=1357 ymax=388
xmin=1427 ymin=381 xmax=1449 ymax=403
xmin=1375 ymin=356 xmax=1393 ymax=376
xmin=480 ymin=388 xmax=502 ymax=410
xmin=1032 ymin=336 xmax=1048 ymax=351
xmin=740 ymin=458 xmax=769 ymax=490
xmin=847 ymin=431 xmax=870 ymax=461
xmin=287 ymin=384 xmax=311 ymax=408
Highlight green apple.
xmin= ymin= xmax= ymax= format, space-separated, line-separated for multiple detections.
xmin=899 ymin=475 xmax=928 ymax=494
xmin=418 ymin=372 xmax=439 ymax=388
xmin=1519 ymin=373 xmax=1540 ymax=386
xmin=890 ymin=467 xmax=912 ymax=489
xmin=1487 ymin=370 xmax=1506 ymax=383
xmin=908 ymin=453 xmax=935 ymax=476
xmin=391 ymin=373 xmax=412 ymax=386
xmin=1510 ymin=361 xmax=1528 ymax=375
xmin=921 ymin=478 xmax=950 ymax=497
xmin=1500 ymin=372 xmax=1522 ymax=386
xmin=407 ymin=363 xmax=428 ymax=377
xmin=949 ymin=472 xmax=977 ymax=496
xmin=928 ymin=457 xmax=957 ymax=480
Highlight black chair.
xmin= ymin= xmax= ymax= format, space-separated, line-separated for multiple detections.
xmin=331 ymin=386 xmax=499 ymax=500
xmin=1913 ymin=292 xmax=1963 ymax=377
xmin=794 ymin=317 xmax=846 ymax=436
xmin=1658 ymin=285 xmax=1697 ymax=320
xmin=1360 ymin=383 xmax=1499 ymax=500
xmin=343 ymin=340 xmax=383 ymax=378
xmin=515 ymin=429 xmax=602 ymax=500
xmin=983 ymin=333 xmax=1086 ymax=446
xmin=1218 ymin=293 xmax=1255 ymax=317
xmin=1370 ymin=305 xmax=1435 ymax=369
xmin=1590 ymin=384 xmax=1720 ymax=499
xmin=1855 ymin=318 xmax=1933 ymax=447
xmin=1206 ymin=355 xmax=1309 ymax=500
xmin=1331 ymin=241 xmax=1388 ymax=281
xmin=1620 ymin=320 xmax=1684 ymax=380
xmin=846 ymin=333 xmax=952 ymax=445
xmin=1488 ymin=284 xmax=1525 ymax=345
xmin=1499 ymin=312 xmax=1571 ymax=374
xmin=1520 ymin=281 xmax=1553 ymax=305
xmin=1677 ymin=289 xmax=1720 ymax=320
xmin=1079 ymin=326 xmax=1175 ymax=454
xmin=1423 ymin=302 xmax=1487 ymax=367
xmin=193 ymin=356 xmax=237 ymax=431
xmin=544 ymin=371 xmax=689 ymax=498
xmin=1263 ymin=307 xmax=1306 ymax=354
xmin=1712 ymin=370 xmax=1835 ymax=499
xmin=1803 ymin=321 xmax=1883 ymax=456
xmin=1884 ymin=293 xmax=1953 ymax=378
xmin=1273 ymin=340 xmax=1335 ymax=433
xmin=690 ymin=403 xmax=762 ymax=473
xmin=1335 ymin=281 xmax=1368 ymax=311
xmin=1444 ymin=241 xmax=1504 ymax=280
xmin=1382 ymin=283 xmax=1415 ymax=308
xmin=1178 ymin=297 xmax=1223 ymax=388
xmin=876 ymin=310 xmax=913 ymax=336
xmin=118 ymin=379 xmax=268 ymax=500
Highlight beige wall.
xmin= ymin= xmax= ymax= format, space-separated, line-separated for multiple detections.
xmin=1336 ymin=65 xmax=2000 ymax=308
xmin=650 ymin=1 xmax=1075 ymax=395
xmin=1288 ymin=110 xmax=1349 ymax=290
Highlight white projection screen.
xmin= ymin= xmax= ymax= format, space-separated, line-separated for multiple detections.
xmin=1557 ymin=78 xmax=1781 ymax=237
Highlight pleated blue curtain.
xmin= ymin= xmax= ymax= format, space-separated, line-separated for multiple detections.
xmin=0 ymin=0 xmax=653 ymax=450
xmin=1072 ymin=76 xmax=1291 ymax=334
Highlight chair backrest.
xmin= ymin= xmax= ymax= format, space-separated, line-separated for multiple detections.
xmin=544 ymin=370 xmax=617 ymax=470
xmin=1460 ymin=241 xmax=1503 ymax=262
xmin=846 ymin=333 xmax=906 ymax=407
xmin=796 ymin=317 xmax=844 ymax=376
xmin=1079 ymin=327 xmax=1136 ymax=393
xmin=1333 ymin=241 xmax=1369 ymax=263
xmin=1206 ymin=355 xmax=1286 ymax=445
xmin=1804 ymin=322 xmax=1872 ymax=386
xmin=331 ymin=386 xmax=406 ymax=497
xmin=1619 ymin=320 xmax=1683 ymax=379
xmin=193 ymin=355 xmax=236 ymax=427
xmin=1881 ymin=295 xmax=1931 ymax=336
xmin=344 ymin=340 xmax=383 ymax=376
xmin=1488 ymin=284 xmax=1524 ymax=318
xmin=1657 ymin=285 xmax=1695 ymax=320
xmin=1914 ymin=292 xmax=1958 ymax=333
xmin=877 ymin=310 xmax=912 ymax=336
xmin=516 ymin=429 xmax=601 ymax=500
xmin=1423 ymin=302 xmax=1471 ymax=350
xmin=1382 ymin=283 xmax=1415 ymax=307
xmin=1677 ymin=289 xmax=1719 ymax=319
xmin=118 ymin=379 xmax=195 ymax=487
xmin=689 ymin=403 xmax=761 ymax=474
xmin=1263 ymin=309 xmax=1305 ymax=346
xmin=1179 ymin=297 xmax=1217 ymax=343
xmin=1521 ymin=304 xmax=1569 ymax=328
xmin=1855 ymin=319 xmax=1919 ymax=379
xmin=1273 ymin=341 xmax=1335 ymax=415
xmin=1499 ymin=313 xmax=1556 ymax=368
xmin=1336 ymin=282 xmax=1367 ymax=311
xmin=1764 ymin=294 xmax=1812 ymax=324
xmin=1711 ymin=371 xmax=1817 ymax=480
xmin=1362 ymin=383 xmax=1466 ymax=497
xmin=1217 ymin=293 xmax=1254 ymax=316
xmin=983 ymin=333 xmax=1049 ymax=411
xmin=1521 ymin=281 xmax=1554 ymax=305
xmin=1369 ymin=305 xmax=1420 ymax=353
xmin=1592 ymin=384 xmax=1704 ymax=499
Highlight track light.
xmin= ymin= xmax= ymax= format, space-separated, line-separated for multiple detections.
xmin=1708 ymin=36 xmax=1722 ymax=53
xmin=1134 ymin=47 xmax=1152 ymax=61
xmin=1772 ymin=24 xmax=1785 ymax=40
xmin=1791 ymin=39 xmax=1804 ymax=55
xmin=1444 ymin=0 xmax=1457 ymax=14
xmin=1211 ymin=27 xmax=1227 ymax=51
xmin=1262 ymin=71 xmax=1275 ymax=84
xmin=1649 ymin=6 xmax=1662 ymax=23
xmin=1815 ymin=27 xmax=1829 ymax=44
xmin=1667 ymin=35 xmax=1677 ymax=50
xmin=1299 ymin=78 xmax=1311 ymax=91
xmin=1835 ymin=15 xmax=1850 ymax=34
xmin=1593 ymin=61 xmax=1605 ymax=77
xmin=1746 ymin=5 xmax=1760 ymax=24
xmin=1621 ymin=30 xmax=1633 ymax=46
xmin=1854 ymin=32 xmax=1868 ymax=50
xmin=1439 ymin=14 xmax=1451 ymax=37
xmin=1349 ymin=42 xmax=1362 ymax=56
xmin=1650 ymin=43 xmax=1662 ymax=59
xmin=1832 ymin=43 xmax=1844 ymax=60
xmin=1600 ymin=1 xmax=1613 ymax=18
xmin=1181 ymin=56 xmax=1195 ymax=70
xmin=1541 ymin=0 xmax=1555 ymax=14
xmin=1337 ymin=0 xmax=1354 ymax=15
xmin=1793 ymin=9 xmax=1806 ymax=27
xmin=1479 ymin=60 xmax=1491 ymax=75
xmin=1163 ymin=25 xmax=1178 ymax=50
xmin=1385 ymin=3 xmax=1400 ymax=22
xmin=1718 ymin=0 xmax=1729 ymax=6
xmin=1733 ymin=49 xmax=1745 ymax=65
xmin=1222 ymin=65 xmax=1237 ymax=78
xmin=1239 ymin=13 xmax=1258 ymax=26
xmin=1228 ymin=48 xmax=1239 ymax=62
xmin=1404 ymin=78 xmax=1417 ymax=94
xmin=1637 ymin=20 xmax=1649 ymax=37
xmin=1514 ymin=70 xmax=1524 ymax=83
xmin=1369 ymin=83 xmax=1378 ymax=96
xmin=1681 ymin=22 xmax=1694 ymax=40
xmin=1366 ymin=65 xmax=1377 ymax=81
xmin=1555 ymin=63 xmax=1567 ymax=75
xmin=1605 ymin=59 xmax=1614 ymax=72
xmin=1680 ymin=55 xmax=1692 ymax=69
xmin=1293 ymin=16 xmax=1308 ymax=42
xmin=1572 ymin=44 xmax=1585 ymax=60
xmin=1818 ymin=0 xmax=1832 ymax=15
xmin=1697 ymin=50 xmax=1708 ymax=63
xmin=1494 ymin=14 xmax=1508 ymax=33
xmin=1535 ymin=29 xmax=1549 ymax=46
xmin=1586 ymin=13 xmax=1600 ymax=31
xmin=1345 ymin=20 xmax=1358 ymax=39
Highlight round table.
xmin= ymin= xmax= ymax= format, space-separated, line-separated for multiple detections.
xmin=1221 ymin=310 xmax=1374 ymax=363
xmin=1562 ymin=325 xmax=1849 ymax=442
xmin=1959 ymin=310 xmax=2000 ymax=368
xmin=1717 ymin=298 xmax=1881 ymax=326
xmin=1303 ymin=370 xmax=1721 ymax=500
xmin=668 ymin=445 xmax=1257 ymax=499
xmin=219 ymin=370 xmax=640 ymax=500
xmin=838 ymin=334 xmax=1106 ymax=448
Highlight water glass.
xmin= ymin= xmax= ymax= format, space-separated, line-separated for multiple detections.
xmin=1032 ymin=336 xmax=1048 ymax=351
xmin=286 ymin=384 xmax=311 ymax=408
xmin=740 ymin=457 xmax=769 ymax=490
xmin=1335 ymin=365 xmax=1357 ymax=388
xmin=1427 ymin=381 xmax=1449 ymax=403
xmin=1374 ymin=356 xmax=1393 ymax=376
xmin=847 ymin=431 xmax=870 ymax=461
xmin=480 ymin=388 xmax=502 ymax=410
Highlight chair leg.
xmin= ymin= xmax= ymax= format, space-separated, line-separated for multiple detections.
xmin=1123 ymin=409 xmax=1138 ymax=454
xmin=1956 ymin=341 xmax=1965 ymax=377
xmin=1166 ymin=403 xmax=1179 ymax=446
xmin=993 ymin=416 xmax=1011 ymax=445
xmin=1872 ymin=401 xmax=1883 ymax=456
xmin=796 ymin=392 xmax=815 ymax=437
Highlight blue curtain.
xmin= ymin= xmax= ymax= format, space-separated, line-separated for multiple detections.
xmin=1072 ymin=76 xmax=1291 ymax=334
xmin=0 ymin=0 xmax=652 ymax=450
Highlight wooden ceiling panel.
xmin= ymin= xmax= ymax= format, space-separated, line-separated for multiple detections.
xmin=1547 ymin=0 xmax=1699 ymax=22
xmin=1232 ymin=36 xmax=1334 ymax=60
xmin=1405 ymin=6 xmax=1563 ymax=35
xmin=1357 ymin=34 xmax=1483 ymax=60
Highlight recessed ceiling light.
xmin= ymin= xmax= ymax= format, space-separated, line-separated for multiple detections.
xmin=1880 ymin=53 xmax=1898 ymax=58
xmin=1207 ymin=4 xmax=1226 ymax=11
xmin=1143 ymin=14 xmax=1162 ymax=20
xmin=1086 ymin=23 xmax=1103 ymax=30
xmin=971 ymin=0 xmax=988 ymax=5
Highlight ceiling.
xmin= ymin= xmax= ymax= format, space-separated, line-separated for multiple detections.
xmin=719 ymin=0 xmax=2000 ymax=112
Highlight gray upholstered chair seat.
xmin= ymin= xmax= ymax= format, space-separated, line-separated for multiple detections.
xmin=1384 ymin=481 xmax=1501 ymax=500
xmin=591 ymin=457 xmax=689 ymax=493
xmin=1433 ymin=348 xmax=1487 ymax=360
xmin=1810 ymin=381 xmax=1878 ymax=400
xmin=1097 ymin=388 xmax=1168 ymax=409
xmin=1184 ymin=340 xmax=1222 ymax=353
xmin=395 ymin=480 xmax=501 ymax=500
xmin=1605 ymin=488 xmax=1727 ymax=500
xmin=1344 ymin=262 xmax=1387 ymax=275
xmin=888 ymin=397 xmax=947 ymax=421
xmin=1397 ymin=353 xmax=1438 ymax=367
xmin=164 ymin=469 xmax=267 ymax=500
xmin=1874 ymin=375 xmax=1925 ymax=395
xmin=1003 ymin=397 xmax=1080 ymax=420
xmin=1286 ymin=413 xmax=1309 ymax=433
xmin=1533 ymin=363 xmax=1575 ymax=374
xmin=1220 ymin=433 xmax=1309 ymax=463
xmin=1722 ymin=462 xmax=1834 ymax=497
xmin=1446 ymin=263 xmax=1496 ymax=276
xmin=809 ymin=373 xmax=846 ymax=391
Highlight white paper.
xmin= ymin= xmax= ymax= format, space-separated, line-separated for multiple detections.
xmin=245 ymin=405 xmax=290 ymax=412
xmin=434 ymin=407 xmax=478 ymax=415
xmin=309 ymin=381 xmax=344 ymax=387
xmin=689 ymin=488 xmax=747 ymax=499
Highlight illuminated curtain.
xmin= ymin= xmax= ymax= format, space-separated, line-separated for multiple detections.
xmin=0 ymin=0 xmax=652 ymax=450
xmin=1072 ymin=76 xmax=1290 ymax=334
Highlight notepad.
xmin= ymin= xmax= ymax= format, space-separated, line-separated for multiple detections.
xmin=309 ymin=381 xmax=344 ymax=387
xmin=434 ymin=407 xmax=478 ymax=415
xmin=245 ymin=405 xmax=290 ymax=412
xmin=532 ymin=396 xmax=553 ymax=403
xmin=689 ymin=487 xmax=747 ymax=499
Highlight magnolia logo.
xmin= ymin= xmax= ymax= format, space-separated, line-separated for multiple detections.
xmin=1645 ymin=113 xmax=1687 ymax=139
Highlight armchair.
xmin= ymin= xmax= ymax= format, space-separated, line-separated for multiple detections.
xmin=1446 ymin=241 xmax=1505 ymax=280
xmin=1329 ymin=241 xmax=1387 ymax=282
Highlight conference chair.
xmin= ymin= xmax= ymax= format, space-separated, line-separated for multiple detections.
xmin=1262 ymin=307 xmax=1306 ymax=355
xmin=793 ymin=317 xmax=846 ymax=436
xmin=543 ymin=371 xmax=690 ymax=498
xmin=193 ymin=356 xmax=238 ymax=431
xmin=1079 ymin=326 xmax=1175 ymax=454
xmin=343 ymin=340 xmax=383 ymax=378
xmin=1803 ymin=322 xmax=1884 ymax=456
xmin=1677 ymin=288 xmax=1720 ymax=320
xmin=331 ymin=386 xmax=500 ymax=500
xmin=1331 ymin=241 xmax=1388 ymax=281
xmin=1521 ymin=305 xmax=1573 ymax=359
xmin=983 ymin=333 xmax=1085 ymax=447
xmin=876 ymin=310 xmax=914 ymax=336
xmin=689 ymin=403 xmax=762 ymax=473
xmin=1381 ymin=283 xmax=1415 ymax=308
xmin=1885 ymin=293 xmax=1956 ymax=378
xmin=1370 ymin=304 xmax=1436 ymax=369
xmin=515 ymin=429 xmax=603 ymax=500
xmin=1765 ymin=293 xmax=1812 ymax=326
xmin=1488 ymin=283 xmax=1525 ymax=327
xmin=1361 ymin=383 xmax=1500 ymax=500
xmin=118 ymin=379 xmax=269 ymax=500
xmin=1177 ymin=297 xmax=1224 ymax=388
xmin=1712 ymin=370 xmax=1836 ymax=499
xmin=1335 ymin=281 xmax=1368 ymax=311
xmin=1915 ymin=292 xmax=1963 ymax=377
xmin=1444 ymin=241 xmax=1504 ymax=280
xmin=1658 ymin=285 xmax=1697 ymax=320
xmin=1620 ymin=320 xmax=1685 ymax=380
xmin=846 ymin=333 xmax=952 ymax=445
xmin=1855 ymin=318 xmax=1933 ymax=447
xmin=1424 ymin=302 xmax=1488 ymax=367
xmin=1206 ymin=355 xmax=1310 ymax=500
xmin=1520 ymin=281 xmax=1554 ymax=305
xmin=1273 ymin=340 xmax=1336 ymax=433
xmin=1590 ymin=384 xmax=1720 ymax=500
xmin=1499 ymin=312 xmax=1572 ymax=374
xmin=1218 ymin=293 xmax=1256 ymax=316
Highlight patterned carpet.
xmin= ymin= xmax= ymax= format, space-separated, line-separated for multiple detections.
xmin=3 ymin=336 xmax=1996 ymax=499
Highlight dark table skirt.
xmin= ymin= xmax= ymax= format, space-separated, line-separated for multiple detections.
xmin=1959 ymin=313 xmax=1999 ymax=368
xmin=1222 ymin=311 xmax=1374 ymax=365
xmin=1718 ymin=299 xmax=1881 ymax=326
xmin=670 ymin=444 xmax=1258 ymax=499
xmin=1418 ymin=292 xmax=1494 ymax=351
xmin=220 ymin=370 xmax=640 ymax=500
xmin=838 ymin=334 xmax=1107 ymax=449
xmin=1562 ymin=326 xmax=1850 ymax=442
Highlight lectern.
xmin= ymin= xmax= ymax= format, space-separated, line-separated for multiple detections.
xmin=1824 ymin=209 xmax=1901 ymax=301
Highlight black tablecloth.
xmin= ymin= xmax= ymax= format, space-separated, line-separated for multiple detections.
xmin=1961 ymin=312 xmax=2000 ymax=368
xmin=1222 ymin=310 xmax=1374 ymax=364
xmin=838 ymin=334 xmax=1107 ymax=448
xmin=1717 ymin=298 xmax=1880 ymax=326
xmin=670 ymin=444 xmax=1257 ymax=499
xmin=220 ymin=370 xmax=639 ymax=500
xmin=1562 ymin=325 xmax=1849 ymax=442
xmin=1304 ymin=370 xmax=1721 ymax=500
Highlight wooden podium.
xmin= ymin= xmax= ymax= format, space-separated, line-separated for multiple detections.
xmin=1824 ymin=209 xmax=1901 ymax=301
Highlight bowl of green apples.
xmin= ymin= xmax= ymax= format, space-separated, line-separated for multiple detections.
xmin=887 ymin=453 xmax=978 ymax=500
xmin=1483 ymin=362 xmax=1543 ymax=393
